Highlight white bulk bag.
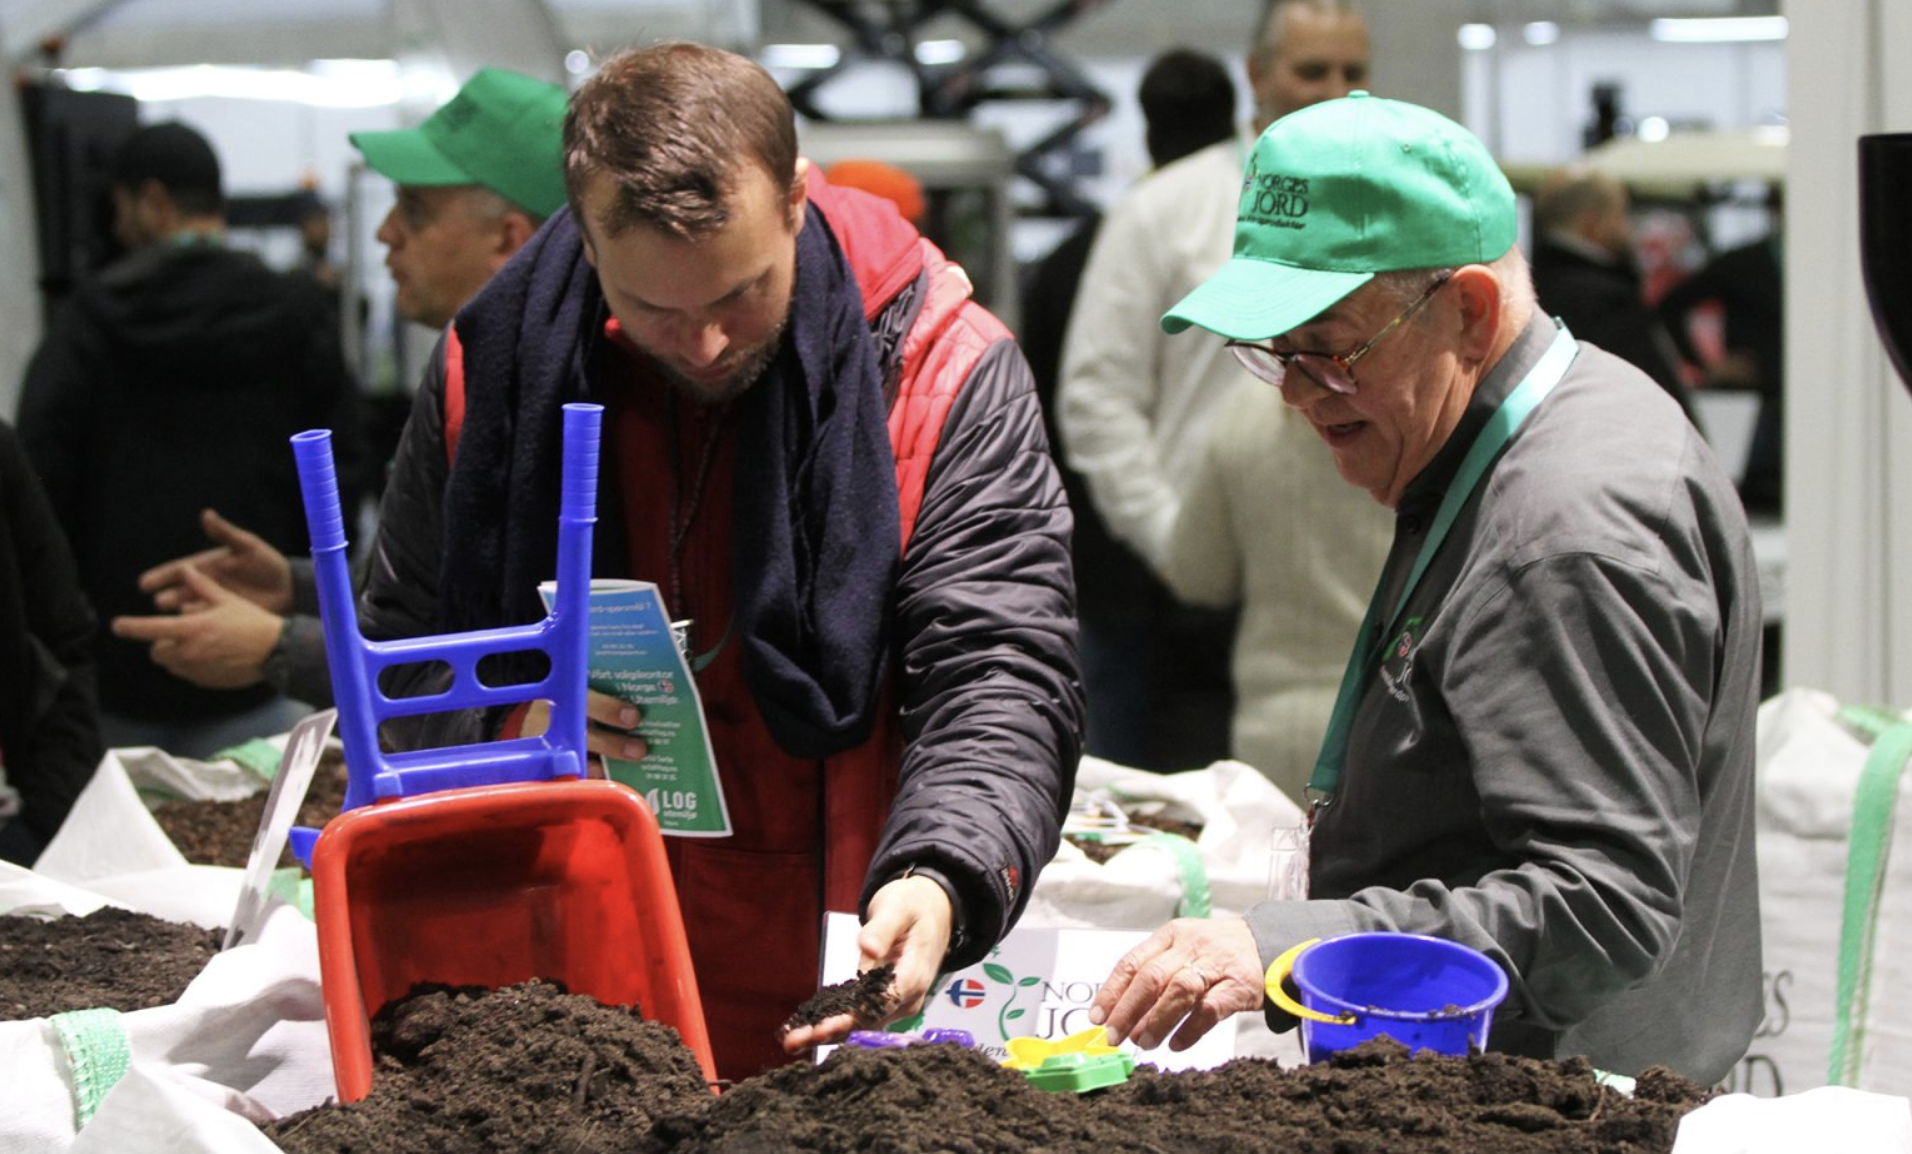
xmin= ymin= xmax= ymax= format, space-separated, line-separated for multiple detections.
xmin=1738 ymin=689 xmax=1912 ymax=1097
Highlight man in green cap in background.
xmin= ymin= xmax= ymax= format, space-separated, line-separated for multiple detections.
xmin=114 ymin=68 xmax=568 ymax=709
xmin=354 ymin=66 xmax=569 ymax=331
xmin=1090 ymin=92 xmax=1762 ymax=1086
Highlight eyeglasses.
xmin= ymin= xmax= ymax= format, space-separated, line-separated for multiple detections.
xmin=1226 ymin=272 xmax=1453 ymax=396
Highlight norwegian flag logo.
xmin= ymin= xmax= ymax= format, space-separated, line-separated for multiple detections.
xmin=945 ymin=978 xmax=988 ymax=1009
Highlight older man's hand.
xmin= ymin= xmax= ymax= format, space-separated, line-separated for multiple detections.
xmin=1090 ymin=916 xmax=1265 ymax=1051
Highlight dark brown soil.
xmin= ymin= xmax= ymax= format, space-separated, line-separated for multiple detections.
xmin=1068 ymin=815 xmax=1206 ymax=865
xmin=152 ymin=750 xmax=349 ymax=867
xmin=0 ymin=907 xmax=223 ymax=1019
xmin=260 ymin=983 xmax=1712 ymax=1153
xmin=780 ymin=963 xmax=895 ymax=1034
xmin=263 ymin=980 xmax=714 ymax=1154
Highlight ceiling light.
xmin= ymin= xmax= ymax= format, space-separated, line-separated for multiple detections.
xmin=760 ymin=43 xmax=842 ymax=70
xmin=1523 ymin=22 xmax=1560 ymax=47
xmin=52 ymin=63 xmax=402 ymax=108
xmin=914 ymin=39 xmax=964 ymax=66
xmin=1458 ymin=23 xmax=1497 ymax=51
xmin=1649 ymin=16 xmax=1787 ymax=43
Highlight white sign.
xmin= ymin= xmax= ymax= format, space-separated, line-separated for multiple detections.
xmin=223 ymin=708 xmax=336 ymax=950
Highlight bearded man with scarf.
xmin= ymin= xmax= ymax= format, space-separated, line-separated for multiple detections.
xmin=354 ymin=42 xmax=1082 ymax=1080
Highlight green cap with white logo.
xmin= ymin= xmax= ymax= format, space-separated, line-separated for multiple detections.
xmin=1162 ymin=91 xmax=1517 ymax=341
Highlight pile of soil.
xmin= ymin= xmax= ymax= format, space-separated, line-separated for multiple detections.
xmin=0 ymin=907 xmax=222 ymax=1019
xmin=264 ymin=980 xmax=713 ymax=1154
xmin=654 ymin=1041 xmax=1706 ymax=1153
xmin=259 ymin=982 xmax=1712 ymax=1153
xmin=152 ymin=750 xmax=349 ymax=867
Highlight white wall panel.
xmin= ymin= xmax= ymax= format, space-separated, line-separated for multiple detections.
xmin=1782 ymin=0 xmax=1912 ymax=704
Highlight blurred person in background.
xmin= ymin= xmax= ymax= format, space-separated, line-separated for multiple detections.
xmin=17 ymin=121 xmax=362 ymax=759
xmin=1530 ymin=166 xmax=1698 ymax=426
xmin=112 ymin=69 xmax=568 ymax=715
xmin=0 ymin=417 xmax=101 ymax=864
xmin=1656 ymin=189 xmax=1785 ymax=517
xmin=1057 ymin=0 xmax=1370 ymax=771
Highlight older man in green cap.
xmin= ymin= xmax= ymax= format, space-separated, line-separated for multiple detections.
xmin=114 ymin=68 xmax=568 ymax=707
xmin=353 ymin=66 xmax=568 ymax=330
xmin=1090 ymin=92 xmax=1762 ymax=1085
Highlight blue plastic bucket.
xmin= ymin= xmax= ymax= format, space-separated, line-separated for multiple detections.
xmin=1265 ymin=932 xmax=1510 ymax=1062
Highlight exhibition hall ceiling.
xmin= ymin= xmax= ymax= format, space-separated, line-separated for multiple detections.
xmin=3 ymin=0 xmax=1785 ymax=70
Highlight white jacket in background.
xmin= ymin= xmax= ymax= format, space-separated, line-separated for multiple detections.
xmin=1058 ymin=136 xmax=1251 ymax=573
xmin=1160 ymin=380 xmax=1391 ymax=800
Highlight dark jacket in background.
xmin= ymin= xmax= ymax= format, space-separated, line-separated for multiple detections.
xmin=1531 ymin=235 xmax=1700 ymax=429
xmin=1022 ymin=215 xmax=1157 ymax=624
xmin=1656 ymin=236 xmax=1785 ymax=515
xmin=0 ymin=418 xmax=101 ymax=855
xmin=17 ymin=240 xmax=362 ymax=724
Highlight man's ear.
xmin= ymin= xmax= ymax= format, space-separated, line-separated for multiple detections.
xmin=1448 ymin=265 xmax=1504 ymax=364
xmin=497 ymin=210 xmax=538 ymax=258
xmin=787 ymin=157 xmax=811 ymax=231
xmin=1245 ymin=46 xmax=1268 ymax=90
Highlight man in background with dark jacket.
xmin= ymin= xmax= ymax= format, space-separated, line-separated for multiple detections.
xmin=1530 ymin=166 xmax=1699 ymax=427
xmin=16 ymin=121 xmax=361 ymax=759
xmin=110 ymin=69 xmax=568 ymax=712
xmin=359 ymin=42 xmax=1081 ymax=1080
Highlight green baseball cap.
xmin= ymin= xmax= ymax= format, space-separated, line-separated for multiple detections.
xmin=350 ymin=68 xmax=568 ymax=219
xmin=1163 ymin=91 xmax=1517 ymax=340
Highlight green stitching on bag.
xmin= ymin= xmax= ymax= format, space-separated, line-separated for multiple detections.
xmin=50 ymin=1006 xmax=130 ymax=1128
xmin=1828 ymin=716 xmax=1912 ymax=1087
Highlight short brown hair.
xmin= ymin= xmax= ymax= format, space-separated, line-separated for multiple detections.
xmin=563 ymin=42 xmax=798 ymax=240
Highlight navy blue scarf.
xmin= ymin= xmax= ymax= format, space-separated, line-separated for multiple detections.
xmin=444 ymin=203 xmax=899 ymax=758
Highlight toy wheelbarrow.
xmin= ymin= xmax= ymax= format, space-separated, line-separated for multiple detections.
xmin=288 ymin=403 xmax=715 ymax=1102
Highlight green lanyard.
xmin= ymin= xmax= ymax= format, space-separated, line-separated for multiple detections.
xmin=1307 ymin=324 xmax=1579 ymax=815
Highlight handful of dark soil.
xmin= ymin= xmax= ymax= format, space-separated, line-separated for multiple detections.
xmin=263 ymin=980 xmax=713 ymax=1154
xmin=779 ymin=963 xmax=896 ymax=1036
xmin=0 ymin=906 xmax=222 ymax=1019
xmin=151 ymin=751 xmax=349 ymax=868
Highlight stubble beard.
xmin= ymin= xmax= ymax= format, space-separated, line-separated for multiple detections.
xmin=653 ymin=312 xmax=791 ymax=406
